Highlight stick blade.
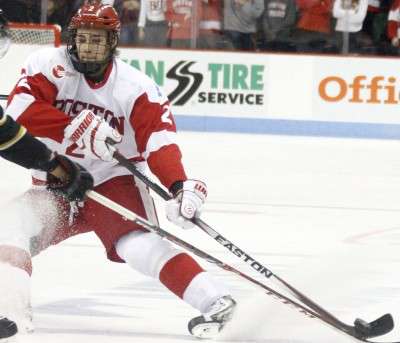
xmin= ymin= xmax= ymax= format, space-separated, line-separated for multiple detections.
xmin=354 ymin=314 xmax=394 ymax=339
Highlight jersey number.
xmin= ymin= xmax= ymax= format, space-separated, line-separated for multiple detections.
xmin=66 ymin=142 xmax=84 ymax=158
xmin=161 ymin=103 xmax=173 ymax=125
xmin=16 ymin=77 xmax=31 ymax=91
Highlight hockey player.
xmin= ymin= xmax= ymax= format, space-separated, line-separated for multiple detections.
xmin=1 ymin=1 xmax=236 ymax=339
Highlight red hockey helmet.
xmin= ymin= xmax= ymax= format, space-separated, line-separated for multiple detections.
xmin=69 ymin=2 xmax=121 ymax=33
xmin=67 ymin=1 xmax=120 ymax=76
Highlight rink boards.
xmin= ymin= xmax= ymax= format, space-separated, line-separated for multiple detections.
xmin=1 ymin=45 xmax=400 ymax=139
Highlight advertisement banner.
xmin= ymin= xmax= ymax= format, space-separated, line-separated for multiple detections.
xmin=3 ymin=44 xmax=400 ymax=138
xmin=314 ymin=56 xmax=400 ymax=124
xmin=119 ymin=48 xmax=268 ymax=117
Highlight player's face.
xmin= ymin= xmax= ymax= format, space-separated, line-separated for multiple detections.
xmin=75 ymin=28 xmax=109 ymax=63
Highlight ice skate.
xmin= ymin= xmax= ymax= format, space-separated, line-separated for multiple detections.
xmin=188 ymin=295 xmax=236 ymax=339
xmin=0 ymin=317 xmax=17 ymax=342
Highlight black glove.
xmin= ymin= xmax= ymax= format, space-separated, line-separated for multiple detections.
xmin=46 ymin=154 xmax=94 ymax=202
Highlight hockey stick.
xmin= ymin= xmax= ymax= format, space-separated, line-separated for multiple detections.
xmin=112 ymin=151 xmax=394 ymax=339
xmin=86 ymin=190 xmax=397 ymax=343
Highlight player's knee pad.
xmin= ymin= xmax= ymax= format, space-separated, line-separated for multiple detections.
xmin=115 ymin=231 xmax=182 ymax=279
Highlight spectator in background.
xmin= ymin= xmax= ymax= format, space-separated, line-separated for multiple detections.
xmin=0 ymin=0 xmax=40 ymax=23
xmin=386 ymin=0 xmax=400 ymax=54
xmin=71 ymin=1 xmax=116 ymax=12
xmin=138 ymin=0 xmax=168 ymax=47
xmin=259 ymin=0 xmax=297 ymax=51
xmin=46 ymin=0 xmax=75 ymax=42
xmin=71 ymin=0 xmax=116 ymax=7
xmin=360 ymin=0 xmax=390 ymax=53
xmin=165 ymin=0 xmax=202 ymax=48
xmin=223 ymin=0 xmax=265 ymax=50
xmin=198 ymin=0 xmax=223 ymax=49
xmin=292 ymin=0 xmax=334 ymax=52
xmin=114 ymin=0 xmax=141 ymax=44
xmin=72 ymin=0 xmax=85 ymax=12
xmin=332 ymin=0 xmax=368 ymax=53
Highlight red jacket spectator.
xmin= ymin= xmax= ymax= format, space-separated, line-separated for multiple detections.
xmin=296 ymin=0 xmax=333 ymax=33
xmin=367 ymin=0 xmax=381 ymax=13
xmin=387 ymin=0 xmax=400 ymax=40
xmin=200 ymin=0 xmax=221 ymax=36
xmin=166 ymin=0 xmax=202 ymax=40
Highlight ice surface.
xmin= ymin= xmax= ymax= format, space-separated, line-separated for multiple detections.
xmin=1 ymin=132 xmax=399 ymax=343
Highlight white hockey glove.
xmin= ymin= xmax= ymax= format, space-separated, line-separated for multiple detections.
xmin=166 ymin=180 xmax=207 ymax=230
xmin=64 ymin=110 xmax=122 ymax=162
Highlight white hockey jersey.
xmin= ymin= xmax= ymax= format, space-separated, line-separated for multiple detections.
xmin=6 ymin=47 xmax=186 ymax=188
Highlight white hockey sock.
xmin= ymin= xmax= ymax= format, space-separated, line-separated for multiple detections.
xmin=116 ymin=232 xmax=231 ymax=314
xmin=183 ymin=272 xmax=229 ymax=314
xmin=0 ymin=262 xmax=33 ymax=333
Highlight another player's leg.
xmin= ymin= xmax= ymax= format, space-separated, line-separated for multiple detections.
xmin=0 ymin=194 xmax=38 ymax=338
xmin=0 ymin=252 xmax=32 ymax=338
xmin=0 ymin=190 xmax=68 ymax=338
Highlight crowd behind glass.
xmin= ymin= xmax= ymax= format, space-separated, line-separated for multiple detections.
xmin=0 ymin=0 xmax=399 ymax=56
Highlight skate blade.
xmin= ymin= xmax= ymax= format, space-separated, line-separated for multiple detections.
xmin=190 ymin=322 xmax=221 ymax=339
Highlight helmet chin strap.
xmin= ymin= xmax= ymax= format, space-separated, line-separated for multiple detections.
xmin=69 ymin=51 xmax=110 ymax=79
